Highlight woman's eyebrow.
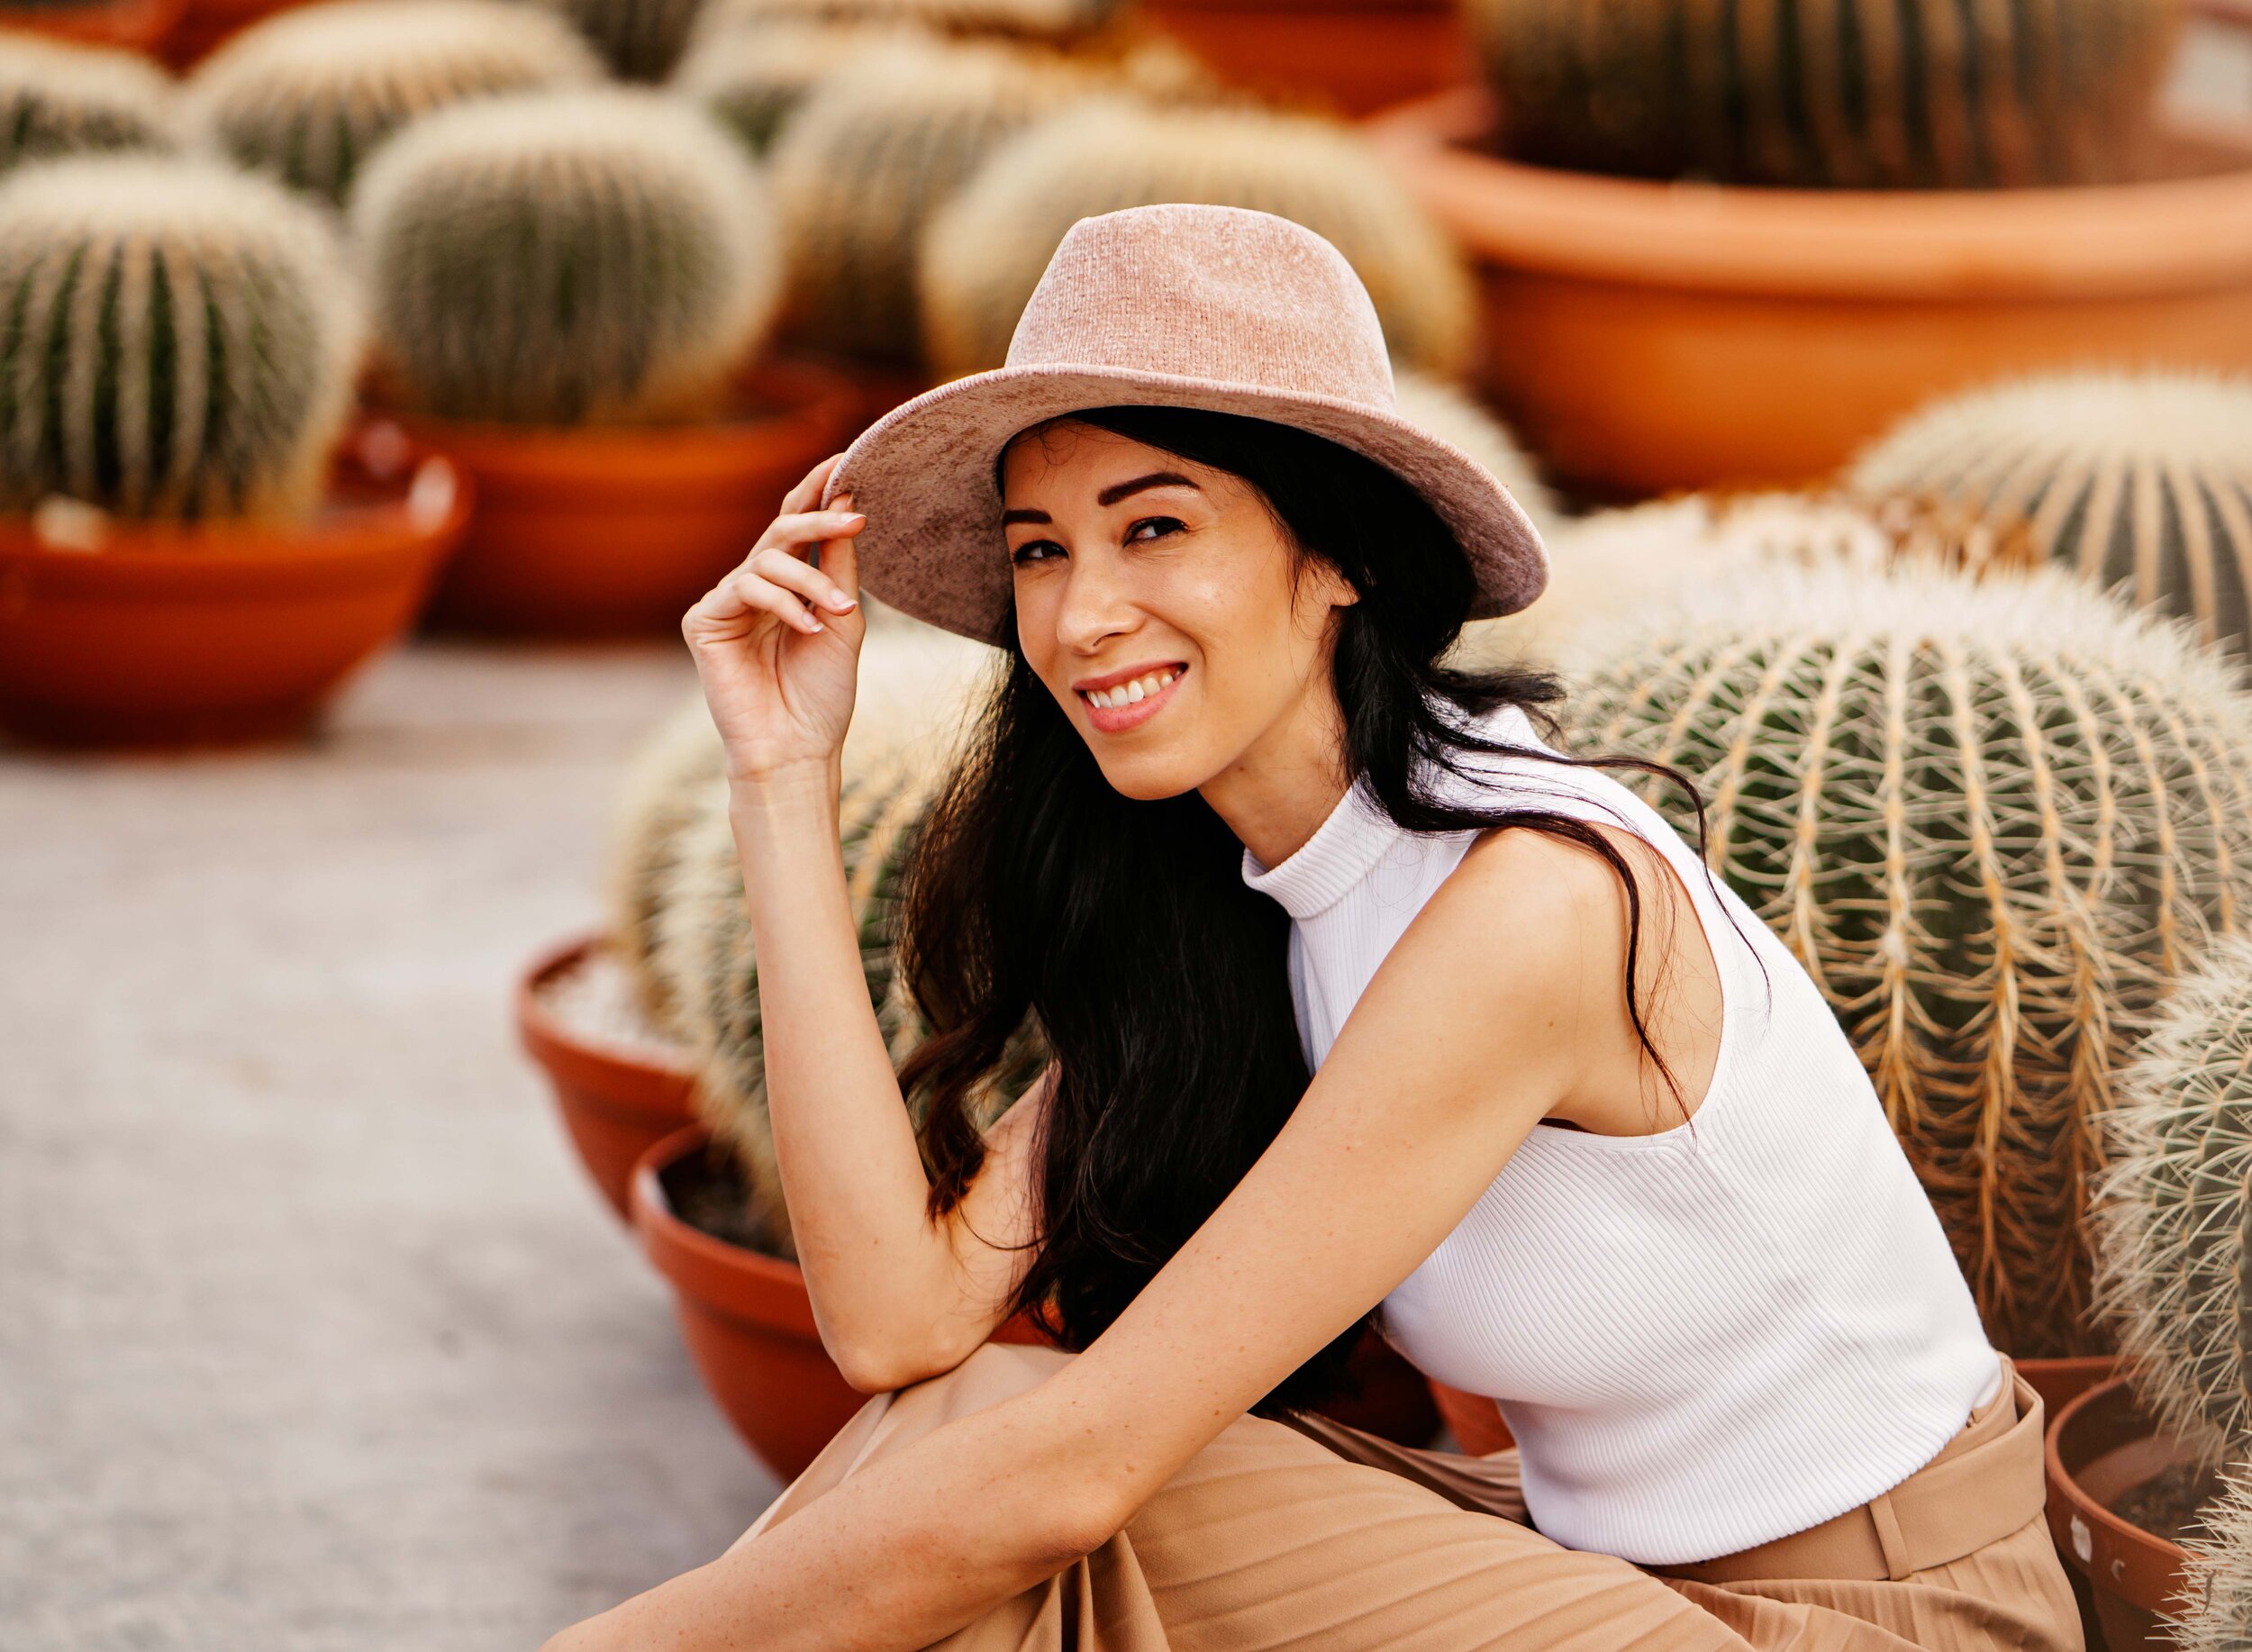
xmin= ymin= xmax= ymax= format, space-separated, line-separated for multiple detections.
xmin=1098 ymin=471 xmax=1201 ymax=506
xmin=1001 ymin=507 xmax=1051 ymax=526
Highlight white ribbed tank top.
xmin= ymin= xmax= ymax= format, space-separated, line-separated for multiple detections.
xmin=1240 ymin=703 xmax=2002 ymax=1566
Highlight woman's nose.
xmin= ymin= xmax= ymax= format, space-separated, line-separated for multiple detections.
xmin=1052 ymin=552 xmax=1140 ymax=652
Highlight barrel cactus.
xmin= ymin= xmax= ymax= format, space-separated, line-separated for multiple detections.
xmin=1847 ymin=370 xmax=2252 ymax=665
xmin=1563 ymin=557 xmax=2252 ymax=1357
xmin=672 ymin=18 xmax=940 ymax=153
xmin=0 ymin=34 xmax=177 ymax=176
xmin=917 ymin=100 xmax=1476 ymax=381
xmin=351 ymin=87 xmax=781 ymax=425
xmin=2172 ymin=1463 xmax=2252 ymax=1652
xmin=1468 ymin=0 xmax=2186 ymax=188
xmin=533 ymin=0 xmax=709 ymax=79
xmin=185 ymin=0 xmax=603 ymax=204
xmin=766 ymin=37 xmax=1100 ymax=363
xmin=606 ymin=694 xmax=731 ymax=1031
xmin=0 ymin=156 xmax=363 ymax=522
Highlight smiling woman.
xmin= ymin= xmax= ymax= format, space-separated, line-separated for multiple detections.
xmin=545 ymin=205 xmax=2082 ymax=1652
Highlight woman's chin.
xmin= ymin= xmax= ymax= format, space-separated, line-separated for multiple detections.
xmin=1088 ymin=747 xmax=1212 ymax=803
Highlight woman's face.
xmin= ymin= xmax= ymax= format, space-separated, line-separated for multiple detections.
xmin=1002 ymin=419 xmax=1358 ymax=802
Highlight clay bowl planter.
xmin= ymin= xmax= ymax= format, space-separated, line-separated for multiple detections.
xmin=0 ymin=422 xmax=468 ymax=749
xmin=1365 ymin=88 xmax=2252 ymax=499
xmin=1140 ymin=0 xmax=1467 ymax=115
xmin=0 ymin=0 xmax=185 ymax=51
xmin=517 ymin=933 xmax=698 ymax=1222
xmin=2017 ymin=1355 xmax=2122 ymax=1424
xmin=2045 ymin=1374 xmax=2219 ymax=1651
xmin=395 ymin=355 xmax=858 ymax=639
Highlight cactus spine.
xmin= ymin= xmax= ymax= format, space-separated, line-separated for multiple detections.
xmin=1468 ymin=0 xmax=2185 ymax=188
xmin=765 ymin=37 xmax=1099 ymax=362
xmin=2171 ymin=1462 xmax=2252 ymax=1652
xmin=0 ymin=157 xmax=364 ymax=522
xmin=917 ymin=101 xmax=1476 ymax=381
xmin=351 ymin=88 xmax=780 ymax=425
xmin=1563 ymin=558 xmax=2252 ymax=1357
xmin=0 ymin=34 xmax=177 ymax=176
xmin=606 ymin=694 xmax=731 ymax=1033
xmin=186 ymin=0 xmax=604 ymax=205
xmin=1847 ymin=370 xmax=2252 ymax=666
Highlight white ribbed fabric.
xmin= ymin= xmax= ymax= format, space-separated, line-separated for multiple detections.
xmin=1240 ymin=703 xmax=2002 ymax=1566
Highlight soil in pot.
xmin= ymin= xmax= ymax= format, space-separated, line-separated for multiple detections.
xmin=2109 ymin=1459 xmax=2229 ymax=1546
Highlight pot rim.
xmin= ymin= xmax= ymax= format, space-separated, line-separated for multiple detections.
xmin=1366 ymin=87 xmax=2252 ymax=301
xmin=631 ymin=1124 xmax=823 ymax=1332
xmin=2044 ymin=1372 xmax=2198 ymax=1611
xmin=516 ymin=932 xmax=699 ymax=1105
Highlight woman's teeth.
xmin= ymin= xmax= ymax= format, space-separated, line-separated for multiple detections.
xmin=1085 ymin=669 xmax=1178 ymax=711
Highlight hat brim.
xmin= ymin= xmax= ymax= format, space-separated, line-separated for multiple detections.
xmin=821 ymin=361 xmax=1549 ymax=649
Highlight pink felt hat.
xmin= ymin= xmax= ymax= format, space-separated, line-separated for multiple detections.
xmin=821 ymin=203 xmax=1549 ymax=648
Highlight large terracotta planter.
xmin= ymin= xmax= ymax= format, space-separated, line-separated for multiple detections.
xmin=0 ymin=0 xmax=185 ymax=50
xmin=517 ymin=934 xmax=698 ymax=1222
xmin=1141 ymin=0 xmax=1467 ymax=115
xmin=2045 ymin=1375 xmax=2209 ymax=1651
xmin=0 ymin=423 xmax=468 ymax=748
xmin=397 ymin=356 xmax=858 ymax=638
xmin=1366 ymin=88 xmax=2252 ymax=499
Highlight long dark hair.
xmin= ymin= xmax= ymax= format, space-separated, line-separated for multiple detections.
xmin=895 ymin=404 xmax=1769 ymax=1419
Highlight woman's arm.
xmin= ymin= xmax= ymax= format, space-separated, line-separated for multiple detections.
xmin=682 ymin=458 xmax=1047 ymax=1393
xmin=549 ymin=823 xmax=1670 ymax=1652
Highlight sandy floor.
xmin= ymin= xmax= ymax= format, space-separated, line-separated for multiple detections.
xmin=3 ymin=640 xmax=778 ymax=1652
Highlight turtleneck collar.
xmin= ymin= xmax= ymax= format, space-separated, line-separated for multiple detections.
xmin=1240 ymin=777 xmax=1404 ymax=921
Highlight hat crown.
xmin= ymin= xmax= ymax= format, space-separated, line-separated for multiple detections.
xmin=1004 ymin=203 xmax=1396 ymax=410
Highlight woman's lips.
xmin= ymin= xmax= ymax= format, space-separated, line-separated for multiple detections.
xmin=1077 ymin=665 xmax=1185 ymax=734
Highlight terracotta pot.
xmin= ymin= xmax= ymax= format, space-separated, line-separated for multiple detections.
xmin=0 ymin=0 xmax=185 ymax=51
xmin=1141 ymin=0 xmax=1467 ymax=116
xmin=0 ymin=423 xmax=468 ymax=749
xmin=1366 ymin=88 xmax=2252 ymax=499
xmin=2045 ymin=1375 xmax=2208 ymax=1651
xmin=396 ymin=356 xmax=858 ymax=639
xmin=1324 ymin=1330 xmax=1444 ymax=1446
xmin=2018 ymin=1356 xmax=2123 ymax=1425
xmin=1426 ymin=1376 xmax=1517 ymax=1458
xmin=159 ymin=0 xmax=303 ymax=66
xmin=517 ymin=934 xmax=698 ymax=1223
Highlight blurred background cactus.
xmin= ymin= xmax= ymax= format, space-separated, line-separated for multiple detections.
xmin=350 ymin=86 xmax=780 ymax=425
xmin=605 ymin=696 xmax=731 ymax=1031
xmin=764 ymin=37 xmax=1103 ymax=363
xmin=917 ymin=99 xmax=1476 ymax=380
xmin=672 ymin=16 xmax=940 ymax=151
xmin=0 ymin=155 xmax=364 ymax=522
xmin=1846 ymin=369 xmax=2252 ymax=666
xmin=1563 ymin=557 xmax=2252 ymax=1358
xmin=184 ymin=0 xmax=604 ymax=204
xmin=532 ymin=0 xmax=708 ymax=79
xmin=688 ymin=0 xmax=1126 ymax=45
xmin=1467 ymin=0 xmax=2189 ymax=187
xmin=2091 ymin=934 xmax=2252 ymax=1465
xmin=0 ymin=34 xmax=177 ymax=175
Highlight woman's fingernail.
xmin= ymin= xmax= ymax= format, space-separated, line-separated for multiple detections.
xmin=827 ymin=593 xmax=858 ymax=612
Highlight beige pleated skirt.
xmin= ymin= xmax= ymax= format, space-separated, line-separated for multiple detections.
xmin=734 ymin=1341 xmax=2086 ymax=1651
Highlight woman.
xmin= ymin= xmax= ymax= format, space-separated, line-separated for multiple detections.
xmin=548 ymin=205 xmax=2081 ymax=1651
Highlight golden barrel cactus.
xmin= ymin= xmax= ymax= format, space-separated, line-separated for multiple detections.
xmin=1563 ymin=557 xmax=2252 ymax=1357
xmin=2173 ymin=1465 xmax=2252 ymax=1652
xmin=1847 ymin=370 xmax=2252 ymax=665
xmin=0 ymin=34 xmax=177 ymax=176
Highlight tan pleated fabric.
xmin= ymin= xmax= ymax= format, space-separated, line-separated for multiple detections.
xmin=733 ymin=1342 xmax=2085 ymax=1651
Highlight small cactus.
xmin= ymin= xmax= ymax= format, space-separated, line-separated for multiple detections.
xmin=917 ymin=100 xmax=1476 ymax=381
xmin=532 ymin=0 xmax=710 ymax=79
xmin=351 ymin=87 xmax=781 ymax=425
xmin=1846 ymin=370 xmax=2252 ymax=666
xmin=2170 ymin=1460 xmax=2252 ymax=1652
xmin=185 ymin=0 xmax=604 ymax=205
xmin=606 ymin=693 xmax=731 ymax=1033
xmin=672 ymin=18 xmax=940 ymax=153
xmin=0 ymin=34 xmax=177 ymax=176
xmin=765 ymin=37 xmax=1101 ymax=363
xmin=1563 ymin=557 xmax=2252 ymax=1358
xmin=2091 ymin=935 xmax=2252 ymax=1466
xmin=0 ymin=156 xmax=364 ymax=522
xmin=1469 ymin=0 xmax=2186 ymax=188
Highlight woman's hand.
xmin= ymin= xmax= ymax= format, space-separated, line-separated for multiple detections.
xmin=682 ymin=454 xmax=867 ymax=785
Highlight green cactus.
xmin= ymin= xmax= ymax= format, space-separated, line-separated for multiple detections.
xmin=605 ymin=693 xmax=731 ymax=1035
xmin=2090 ymin=934 xmax=2252 ymax=1466
xmin=350 ymin=87 xmax=781 ymax=426
xmin=532 ymin=0 xmax=709 ymax=79
xmin=1468 ymin=0 xmax=2186 ymax=188
xmin=2171 ymin=1460 xmax=2252 ymax=1651
xmin=0 ymin=34 xmax=177 ymax=177
xmin=1847 ymin=370 xmax=2252 ymax=667
xmin=0 ymin=156 xmax=364 ymax=522
xmin=672 ymin=18 xmax=940 ymax=153
xmin=765 ymin=37 xmax=1101 ymax=363
xmin=184 ymin=0 xmax=603 ymax=205
xmin=917 ymin=100 xmax=1476 ymax=381
xmin=1562 ymin=557 xmax=2252 ymax=1358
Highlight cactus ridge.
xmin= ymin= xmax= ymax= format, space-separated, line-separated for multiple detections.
xmin=2168 ymin=1457 xmax=2252 ymax=1652
xmin=0 ymin=156 xmax=363 ymax=522
xmin=186 ymin=0 xmax=604 ymax=205
xmin=1469 ymin=0 xmax=2184 ymax=188
xmin=0 ymin=34 xmax=177 ymax=176
xmin=917 ymin=99 xmax=1476 ymax=381
xmin=767 ymin=38 xmax=1097 ymax=362
xmin=1563 ymin=557 xmax=2252 ymax=1357
xmin=2091 ymin=933 xmax=2252 ymax=1466
xmin=351 ymin=87 xmax=780 ymax=425
xmin=1848 ymin=370 xmax=2252 ymax=666
xmin=532 ymin=0 xmax=711 ymax=80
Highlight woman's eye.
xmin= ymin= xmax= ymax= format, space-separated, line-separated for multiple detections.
xmin=1127 ymin=516 xmax=1185 ymax=543
xmin=1011 ymin=539 xmax=1065 ymax=566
